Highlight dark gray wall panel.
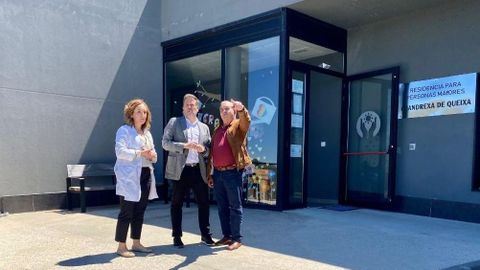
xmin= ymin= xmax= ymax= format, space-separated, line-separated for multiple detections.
xmin=396 ymin=114 xmax=476 ymax=202
xmin=0 ymin=0 xmax=163 ymax=196
xmin=348 ymin=0 xmax=480 ymax=82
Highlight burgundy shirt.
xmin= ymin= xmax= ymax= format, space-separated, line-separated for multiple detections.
xmin=212 ymin=125 xmax=236 ymax=168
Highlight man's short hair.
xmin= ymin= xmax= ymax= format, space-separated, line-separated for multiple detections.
xmin=183 ymin=93 xmax=198 ymax=104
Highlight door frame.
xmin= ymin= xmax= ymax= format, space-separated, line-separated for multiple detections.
xmin=339 ymin=67 xmax=400 ymax=208
xmin=286 ymin=60 xmax=345 ymax=209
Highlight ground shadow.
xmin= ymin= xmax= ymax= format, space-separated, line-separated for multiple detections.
xmin=57 ymin=253 xmax=116 ymax=267
xmin=442 ymin=259 xmax=480 ymax=270
xmin=56 ymin=201 xmax=480 ymax=270
xmin=57 ymin=242 xmax=222 ymax=269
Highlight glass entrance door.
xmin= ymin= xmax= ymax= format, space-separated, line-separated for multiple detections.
xmin=289 ymin=70 xmax=307 ymax=206
xmin=342 ymin=68 xmax=399 ymax=206
xmin=288 ymin=61 xmax=344 ymax=208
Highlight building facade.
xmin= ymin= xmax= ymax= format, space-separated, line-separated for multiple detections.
xmin=2 ymin=0 xmax=480 ymax=223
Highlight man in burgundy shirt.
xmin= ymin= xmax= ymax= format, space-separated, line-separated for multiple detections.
xmin=207 ymin=99 xmax=252 ymax=251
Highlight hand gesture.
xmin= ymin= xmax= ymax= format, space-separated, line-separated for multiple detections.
xmin=140 ymin=149 xmax=156 ymax=161
xmin=184 ymin=142 xmax=196 ymax=150
xmin=230 ymin=99 xmax=245 ymax=112
xmin=147 ymin=150 xmax=157 ymax=161
xmin=184 ymin=142 xmax=204 ymax=153
xmin=194 ymin=143 xmax=205 ymax=153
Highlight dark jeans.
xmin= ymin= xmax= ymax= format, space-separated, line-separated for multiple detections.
xmin=212 ymin=169 xmax=243 ymax=242
xmin=115 ymin=168 xmax=151 ymax=243
xmin=171 ymin=165 xmax=211 ymax=237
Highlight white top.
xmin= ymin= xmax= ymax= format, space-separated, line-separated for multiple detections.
xmin=138 ymin=133 xmax=154 ymax=168
xmin=114 ymin=125 xmax=158 ymax=202
xmin=185 ymin=118 xmax=200 ymax=164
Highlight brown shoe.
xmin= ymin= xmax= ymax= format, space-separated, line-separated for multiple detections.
xmin=117 ymin=249 xmax=135 ymax=258
xmin=227 ymin=241 xmax=242 ymax=251
xmin=215 ymin=237 xmax=233 ymax=246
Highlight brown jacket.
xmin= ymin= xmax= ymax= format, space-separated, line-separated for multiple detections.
xmin=207 ymin=109 xmax=252 ymax=177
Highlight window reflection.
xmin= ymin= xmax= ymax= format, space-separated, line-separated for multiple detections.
xmin=225 ymin=37 xmax=280 ymax=205
xmin=165 ymin=51 xmax=222 ymax=134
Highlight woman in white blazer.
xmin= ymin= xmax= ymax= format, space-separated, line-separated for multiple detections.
xmin=114 ymin=99 xmax=158 ymax=258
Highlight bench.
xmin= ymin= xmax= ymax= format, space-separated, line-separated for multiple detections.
xmin=66 ymin=164 xmax=116 ymax=213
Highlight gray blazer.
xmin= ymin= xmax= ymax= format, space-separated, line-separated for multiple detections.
xmin=162 ymin=116 xmax=211 ymax=183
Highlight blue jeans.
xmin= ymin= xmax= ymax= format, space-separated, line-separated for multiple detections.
xmin=213 ymin=169 xmax=243 ymax=242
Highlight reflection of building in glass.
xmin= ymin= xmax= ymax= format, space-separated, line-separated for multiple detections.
xmin=194 ymin=80 xmax=222 ymax=129
xmin=165 ymin=51 xmax=222 ymax=134
xmin=245 ymin=162 xmax=277 ymax=205
xmin=223 ymin=37 xmax=280 ymax=206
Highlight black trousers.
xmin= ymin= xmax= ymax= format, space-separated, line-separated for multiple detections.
xmin=115 ymin=168 xmax=151 ymax=243
xmin=171 ymin=165 xmax=211 ymax=237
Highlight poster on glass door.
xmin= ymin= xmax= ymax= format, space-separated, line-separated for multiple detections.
xmin=292 ymin=79 xmax=304 ymax=94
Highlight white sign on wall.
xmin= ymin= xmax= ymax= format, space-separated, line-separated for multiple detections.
xmin=401 ymin=73 xmax=477 ymax=118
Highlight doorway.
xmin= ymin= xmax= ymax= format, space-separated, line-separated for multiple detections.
xmin=341 ymin=67 xmax=399 ymax=207
xmin=288 ymin=61 xmax=343 ymax=207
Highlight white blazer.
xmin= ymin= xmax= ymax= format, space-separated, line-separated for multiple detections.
xmin=114 ymin=124 xmax=159 ymax=202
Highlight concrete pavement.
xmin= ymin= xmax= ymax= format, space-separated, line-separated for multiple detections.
xmin=1 ymin=202 xmax=480 ymax=269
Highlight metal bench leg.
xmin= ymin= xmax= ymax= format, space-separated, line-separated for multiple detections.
xmin=66 ymin=178 xmax=72 ymax=210
xmin=80 ymin=181 xmax=86 ymax=213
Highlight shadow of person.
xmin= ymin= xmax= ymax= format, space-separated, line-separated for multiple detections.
xmin=148 ymin=242 xmax=223 ymax=270
xmin=56 ymin=242 xmax=225 ymax=268
xmin=57 ymin=253 xmax=118 ymax=267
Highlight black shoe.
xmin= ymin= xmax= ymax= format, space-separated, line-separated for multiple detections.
xmin=173 ymin=237 xmax=184 ymax=248
xmin=201 ymin=235 xmax=215 ymax=246
xmin=215 ymin=237 xmax=233 ymax=246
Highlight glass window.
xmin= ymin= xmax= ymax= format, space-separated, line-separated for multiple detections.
xmin=165 ymin=51 xmax=222 ymax=133
xmin=289 ymin=37 xmax=344 ymax=73
xmin=225 ymin=37 xmax=280 ymax=206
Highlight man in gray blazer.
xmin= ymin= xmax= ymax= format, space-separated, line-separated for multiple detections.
xmin=162 ymin=94 xmax=214 ymax=248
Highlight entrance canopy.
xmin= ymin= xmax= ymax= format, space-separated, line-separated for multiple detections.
xmin=289 ymin=0 xmax=450 ymax=29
